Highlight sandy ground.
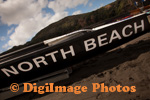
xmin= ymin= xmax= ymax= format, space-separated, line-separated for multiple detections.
xmin=36 ymin=52 xmax=150 ymax=100
xmin=10 ymin=33 xmax=150 ymax=100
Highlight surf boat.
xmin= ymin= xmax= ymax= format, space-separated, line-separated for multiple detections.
xmin=0 ymin=11 xmax=150 ymax=99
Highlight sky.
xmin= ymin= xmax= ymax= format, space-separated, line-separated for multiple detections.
xmin=0 ymin=0 xmax=115 ymax=53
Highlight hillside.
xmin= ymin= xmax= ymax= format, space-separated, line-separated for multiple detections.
xmin=31 ymin=0 xmax=133 ymax=43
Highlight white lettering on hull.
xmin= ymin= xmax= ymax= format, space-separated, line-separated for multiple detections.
xmin=1 ymin=20 xmax=145 ymax=77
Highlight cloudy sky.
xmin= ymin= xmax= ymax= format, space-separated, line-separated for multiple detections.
xmin=0 ymin=0 xmax=115 ymax=53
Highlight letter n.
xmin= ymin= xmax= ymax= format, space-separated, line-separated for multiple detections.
xmin=1 ymin=66 xmax=19 ymax=77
